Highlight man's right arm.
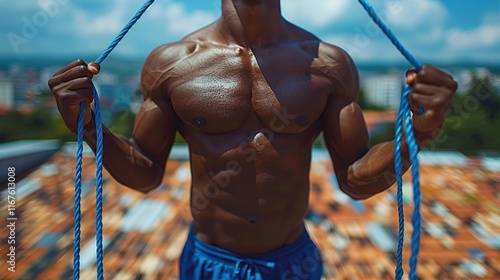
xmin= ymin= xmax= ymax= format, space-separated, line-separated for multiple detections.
xmin=49 ymin=45 xmax=181 ymax=193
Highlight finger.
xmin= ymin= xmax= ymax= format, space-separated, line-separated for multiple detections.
xmin=74 ymin=89 xmax=94 ymax=104
xmin=87 ymin=62 xmax=100 ymax=75
xmin=410 ymin=87 xmax=451 ymax=107
xmin=49 ymin=65 xmax=93 ymax=89
xmin=412 ymin=110 xmax=441 ymax=133
xmin=409 ymin=94 xmax=451 ymax=120
xmin=57 ymin=87 xmax=94 ymax=104
xmin=52 ymin=59 xmax=87 ymax=76
xmin=421 ymin=64 xmax=454 ymax=80
xmin=416 ymin=65 xmax=457 ymax=89
xmin=406 ymin=68 xmax=417 ymax=85
xmin=409 ymin=93 xmax=450 ymax=111
xmin=52 ymin=77 xmax=94 ymax=96
xmin=415 ymin=109 xmax=444 ymax=129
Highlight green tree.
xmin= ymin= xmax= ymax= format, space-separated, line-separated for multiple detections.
xmin=364 ymin=75 xmax=500 ymax=155
xmin=0 ymin=107 xmax=75 ymax=143
xmin=430 ymin=75 xmax=500 ymax=155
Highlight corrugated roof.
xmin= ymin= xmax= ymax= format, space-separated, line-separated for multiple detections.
xmin=418 ymin=150 xmax=469 ymax=166
xmin=1 ymin=148 xmax=499 ymax=279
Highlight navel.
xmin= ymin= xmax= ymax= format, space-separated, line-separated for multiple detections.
xmin=253 ymin=131 xmax=264 ymax=141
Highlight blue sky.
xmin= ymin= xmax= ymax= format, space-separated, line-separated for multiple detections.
xmin=1 ymin=0 xmax=499 ymax=64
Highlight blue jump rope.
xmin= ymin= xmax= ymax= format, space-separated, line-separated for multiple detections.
xmin=73 ymin=1 xmax=423 ymax=279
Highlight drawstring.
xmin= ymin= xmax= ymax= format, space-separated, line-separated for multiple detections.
xmin=233 ymin=258 xmax=276 ymax=280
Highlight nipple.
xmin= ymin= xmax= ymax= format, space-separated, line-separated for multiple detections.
xmin=192 ymin=117 xmax=206 ymax=127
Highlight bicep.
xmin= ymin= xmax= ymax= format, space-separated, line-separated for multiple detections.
xmin=323 ymin=98 xmax=369 ymax=176
xmin=131 ymin=44 xmax=181 ymax=167
xmin=132 ymin=97 xmax=177 ymax=169
xmin=320 ymin=45 xmax=368 ymax=174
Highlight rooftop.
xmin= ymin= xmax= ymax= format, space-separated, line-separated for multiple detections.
xmin=0 ymin=145 xmax=499 ymax=280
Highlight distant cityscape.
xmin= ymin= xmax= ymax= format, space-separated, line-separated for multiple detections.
xmin=1 ymin=57 xmax=500 ymax=124
xmin=0 ymin=57 xmax=499 ymax=279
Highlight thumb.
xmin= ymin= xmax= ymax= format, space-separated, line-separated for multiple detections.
xmin=405 ymin=68 xmax=417 ymax=85
xmin=87 ymin=62 xmax=100 ymax=75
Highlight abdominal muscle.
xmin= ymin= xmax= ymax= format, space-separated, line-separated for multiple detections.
xmin=187 ymin=129 xmax=315 ymax=254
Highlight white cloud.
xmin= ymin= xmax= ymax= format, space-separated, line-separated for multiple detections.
xmin=1 ymin=0 xmax=500 ymax=64
xmin=282 ymin=0 xmax=353 ymax=28
xmin=68 ymin=5 xmax=126 ymax=36
xmin=389 ymin=0 xmax=448 ymax=30
xmin=320 ymin=0 xmax=453 ymax=63
xmin=447 ymin=24 xmax=500 ymax=50
xmin=155 ymin=2 xmax=217 ymax=36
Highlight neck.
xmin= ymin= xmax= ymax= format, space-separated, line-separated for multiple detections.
xmin=219 ymin=0 xmax=284 ymax=48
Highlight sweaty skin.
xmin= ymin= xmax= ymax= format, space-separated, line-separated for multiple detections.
xmin=49 ymin=0 xmax=457 ymax=254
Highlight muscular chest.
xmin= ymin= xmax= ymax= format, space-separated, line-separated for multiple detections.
xmin=169 ymin=45 xmax=331 ymax=134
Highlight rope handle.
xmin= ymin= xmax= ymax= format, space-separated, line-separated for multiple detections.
xmin=73 ymin=1 xmax=157 ymax=279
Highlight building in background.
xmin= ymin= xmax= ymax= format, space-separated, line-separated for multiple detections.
xmin=361 ymin=73 xmax=403 ymax=110
xmin=0 ymin=77 xmax=15 ymax=111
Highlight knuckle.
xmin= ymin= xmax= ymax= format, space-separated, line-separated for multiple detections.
xmin=76 ymin=65 xmax=90 ymax=76
xmin=58 ymin=91 xmax=72 ymax=103
xmin=413 ymin=82 xmax=424 ymax=92
xmin=419 ymin=68 xmax=428 ymax=77
xmin=47 ymin=77 xmax=56 ymax=88
xmin=436 ymin=95 xmax=446 ymax=105
xmin=81 ymin=76 xmax=92 ymax=83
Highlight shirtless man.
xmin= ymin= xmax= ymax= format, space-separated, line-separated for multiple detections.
xmin=48 ymin=0 xmax=457 ymax=279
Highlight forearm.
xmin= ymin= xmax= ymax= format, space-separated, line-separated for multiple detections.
xmin=82 ymin=117 xmax=164 ymax=193
xmin=342 ymin=131 xmax=432 ymax=199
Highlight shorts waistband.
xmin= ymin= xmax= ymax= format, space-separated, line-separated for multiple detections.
xmin=189 ymin=226 xmax=311 ymax=266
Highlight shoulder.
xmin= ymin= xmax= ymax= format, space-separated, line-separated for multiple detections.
xmin=141 ymin=40 xmax=198 ymax=97
xmin=318 ymin=42 xmax=353 ymax=62
xmin=141 ymin=22 xmax=220 ymax=97
xmin=144 ymin=21 xmax=218 ymax=65
xmin=316 ymin=42 xmax=359 ymax=100
xmin=143 ymin=40 xmax=199 ymax=76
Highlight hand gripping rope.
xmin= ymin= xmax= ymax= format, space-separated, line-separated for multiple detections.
xmin=73 ymin=1 xmax=156 ymax=279
xmin=357 ymin=1 xmax=423 ymax=279
xmin=72 ymin=0 xmax=422 ymax=279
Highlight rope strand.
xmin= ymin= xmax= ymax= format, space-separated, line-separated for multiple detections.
xmin=73 ymin=1 xmax=157 ymax=279
xmin=95 ymin=0 xmax=156 ymax=64
xmin=92 ymin=85 xmax=104 ymax=280
xmin=357 ymin=1 xmax=423 ymax=279
xmin=73 ymin=102 xmax=84 ymax=280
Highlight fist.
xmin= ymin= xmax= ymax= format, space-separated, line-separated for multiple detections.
xmin=48 ymin=60 xmax=100 ymax=133
xmin=406 ymin=65 xmax=457 ymax=141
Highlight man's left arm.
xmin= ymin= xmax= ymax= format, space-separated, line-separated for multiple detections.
xmin=322 ymin=50 xmax=457 ymax=199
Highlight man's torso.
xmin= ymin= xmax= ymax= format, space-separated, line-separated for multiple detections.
xmin=150 ymin=23 xmax=343 ymax=254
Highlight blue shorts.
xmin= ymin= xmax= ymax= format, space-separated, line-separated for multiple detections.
xmin=179 ymin=226 xmax=323 ymax=280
